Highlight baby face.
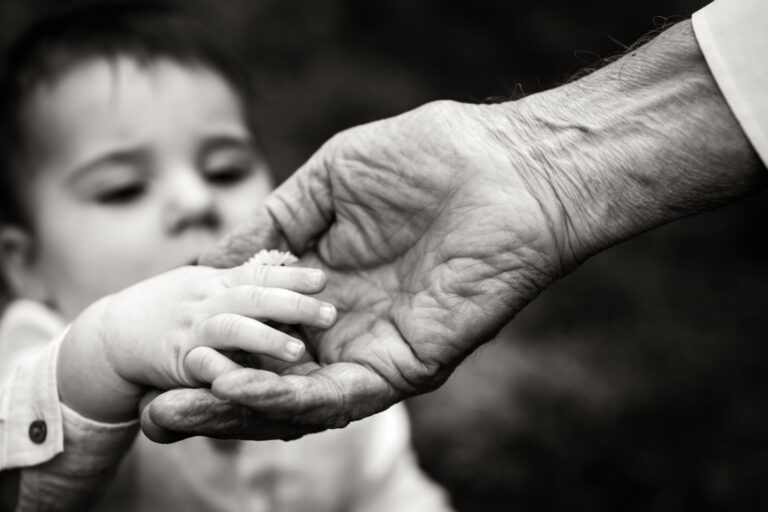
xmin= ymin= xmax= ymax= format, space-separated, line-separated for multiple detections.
xmin=18 ymin=58 xmax=271 ymax=319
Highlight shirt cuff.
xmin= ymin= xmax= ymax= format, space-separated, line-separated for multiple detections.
xmin=17 ymin=403 xmax=138 ymax=511
xmin=0 ymin=328 xmax=139 ymax=471
xmin=692 ymin=0 xmax=768 ymax=168
xmin=0 ymin=332 xmax=65 ymax=469
xmin=44 ymin=402 xmax=139 ymax=476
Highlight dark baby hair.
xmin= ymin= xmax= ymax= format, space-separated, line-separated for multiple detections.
xmin=0 ymin=1 xmax=255 ymax=228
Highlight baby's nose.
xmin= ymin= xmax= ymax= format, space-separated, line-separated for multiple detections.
xmin=164 ymin=169 xmax=220 ymax=233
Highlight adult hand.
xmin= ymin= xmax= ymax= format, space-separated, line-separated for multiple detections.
xmin=142 ymin=97 xmax=570 ymax=442
xmin=141 ymin=20 xmax=764 ymax=442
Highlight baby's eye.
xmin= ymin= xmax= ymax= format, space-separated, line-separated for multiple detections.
xmin=205 ymin=166 xmax=252 ymax=186
xmin=95 ymin=183 xmax=146 ymax=205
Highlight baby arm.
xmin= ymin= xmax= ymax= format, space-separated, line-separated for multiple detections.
xmin=57 ymin=263 xmax=335 ymax=423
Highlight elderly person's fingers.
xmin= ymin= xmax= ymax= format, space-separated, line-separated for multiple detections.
xmin=198 ymin=208 xmax=290 ymax=268
xmin=257 ymin=146 xmax=338 ymax=255
xmin=141 ymin=388 xmax=314 ymax=442
xmin=139 ymin=390 xmax=188 ymax=443
xmin=138 ymin=389 xmax=160 ymax=417
xmin=199 ymin=131 xmax=348 ymax=268
xmin=184 ymin=346 xmax=242 ymax=385
xmin=210 ymin=364 xmax=397 ymax=429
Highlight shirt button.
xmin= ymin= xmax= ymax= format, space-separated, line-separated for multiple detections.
xmin=29 ymin=420 xmax=47 ymax=444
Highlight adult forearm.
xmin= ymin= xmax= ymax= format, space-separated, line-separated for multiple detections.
xmin=509 ymin=19 xmax=766 ymax=266
xmin=135 ymin=19 xmax=767 ymax=442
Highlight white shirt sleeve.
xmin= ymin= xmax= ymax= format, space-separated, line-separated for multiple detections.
xmin=0 ymin=335 xmax=66 ymax=470
xmin=692 ymin=0 xmax=768 ymax=167
xmin=0 ymin=328 xmax=138 ymax=510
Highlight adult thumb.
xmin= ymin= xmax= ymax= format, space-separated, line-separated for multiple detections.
xmin=201 ymin=146 xmax=335 ymax=268
xmin=199 ymin=206 xmax=289 ymax=268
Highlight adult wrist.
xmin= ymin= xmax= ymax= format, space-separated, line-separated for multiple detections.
xmin=507 ymin=20 xmax=765 ymax=266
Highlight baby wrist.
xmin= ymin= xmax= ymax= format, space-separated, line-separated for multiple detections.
xmin=57 ymin=300 xmax=144 ymax=423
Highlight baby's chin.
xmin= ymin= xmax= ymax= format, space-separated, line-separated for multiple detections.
xmin=164 ymin=251 xmax=209 ymax=272
xmin=159 ymin=257 xmax=201 ymax=274
xmin=181 ymin=255 xmax=201 ymax=267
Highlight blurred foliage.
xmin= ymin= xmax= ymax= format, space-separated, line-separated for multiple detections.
xmin=2 ymin=1 xmax=767 ymax=510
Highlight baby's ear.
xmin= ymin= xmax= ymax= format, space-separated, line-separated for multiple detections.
xmin=0 ymin=225 xmax=46 ymax=300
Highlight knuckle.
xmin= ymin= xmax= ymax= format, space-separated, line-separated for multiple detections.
xmin=245 ymin=285 xmax=267 ymax=305
xmin=183 ymin=349 xmax=202 ymax=377
xmin=420 ymin=99 xmax=455 ymax=117
xmin=210 ymin=314 xmax=240 ymax=341
xmin=198 ymin=317 xmax=214 ymax=340
xmin=190 ymin=286 xmax=209 ymax=303
xmin=215 ymin=267 xmax=239 ymax=287
xmin=193 ymin=347 xmax=212 ymax=368
xmin=324 ymin=414 xmax=351 ymax=430
xmin=290 ymin=292 xmax=308 ymax=312
xmin=249 ymin=264 xmax=270 ymax=283
xmin=325 ymin=130 xmax=348 ymax=151
xmin=280 ymin=266 xmax=301 ymax=284
xmin=261 ymin=326 xmax=284 ymax=348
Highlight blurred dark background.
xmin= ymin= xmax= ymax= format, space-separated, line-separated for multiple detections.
xmin=2 ymin=1 xmax=766 ymax=510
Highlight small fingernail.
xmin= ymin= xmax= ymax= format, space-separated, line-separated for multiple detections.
xmin=286 ymin=340 xmax=304 ymax=358
xmin=320 ymin=305 xmax=337 ymax=325
xmin=308 ymin=269 xmax=324 ymax=288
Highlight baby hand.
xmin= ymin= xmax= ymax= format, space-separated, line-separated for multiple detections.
xmin=58 ymin=264 xmax=335 ymax=422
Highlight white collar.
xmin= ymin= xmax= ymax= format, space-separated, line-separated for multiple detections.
xmin=0 ymin=299 xmax=66 ymax=379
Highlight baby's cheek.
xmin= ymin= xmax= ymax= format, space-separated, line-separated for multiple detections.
xmin=46 ymin=239 xmax=150 ymax=318
xmin=50 ymin=254 xmax=121 ymax=319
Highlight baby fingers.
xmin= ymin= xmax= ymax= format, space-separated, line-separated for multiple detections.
xmin=214 ymin=286 xmax=337 ymax=328
xmin=221 ymin=264 xmax=327 ymax=294
xmin=199 ymin=313 xmax=307 ymax=362
xmin=184 ymin=346 xmax=242 ymax=385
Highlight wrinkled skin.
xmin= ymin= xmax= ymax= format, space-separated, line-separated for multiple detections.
xmin=140 ymin=20 xmax=768 ymax=442
xmin=140 ymin=100 xmax=576 ymax=442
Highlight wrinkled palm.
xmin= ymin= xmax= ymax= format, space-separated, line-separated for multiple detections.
xmin=141 ymin=101 xmax=569 ymax=441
